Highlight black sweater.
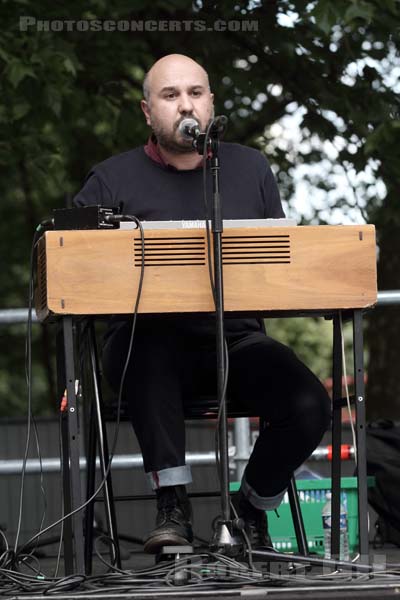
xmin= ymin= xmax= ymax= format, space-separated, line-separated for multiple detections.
xmin=73 ymin=142 xmax=284 ymax=339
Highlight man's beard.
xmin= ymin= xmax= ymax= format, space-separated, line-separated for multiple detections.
xmin=150 ymin=106 xmax=215 ymax=154
xmin=151 ymin=116 xmax=196 ymax=154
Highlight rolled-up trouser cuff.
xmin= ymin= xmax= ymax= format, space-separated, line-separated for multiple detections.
xmin=241 ymin=476 xmax=286 ymax=511
xmin=146 ymin=465 xmax=192 ymax=490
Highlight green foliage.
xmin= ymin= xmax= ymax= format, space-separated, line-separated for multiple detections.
xmin=0 ymin=324 xmax=55 ymax=417
xmin=265 ymin=317 xmax=334 ymax=382
xmin=0 ymin=0 xmax=399 ymax=415
xmin=266 ymin=317 xmax=357 ymax=391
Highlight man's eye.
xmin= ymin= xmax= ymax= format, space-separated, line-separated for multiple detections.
xmin=192 ymin=90 xmax=202 ymax=97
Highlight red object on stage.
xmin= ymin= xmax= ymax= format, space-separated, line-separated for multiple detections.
xmin=327 ymin=444 xmax=352 ymax=461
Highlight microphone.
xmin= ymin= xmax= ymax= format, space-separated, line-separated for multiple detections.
xmin=178 ymin=118 xmax=201 ymax=140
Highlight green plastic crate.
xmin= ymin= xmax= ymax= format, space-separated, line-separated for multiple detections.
xmin=230 ymin=477 xmax=374 ymax=555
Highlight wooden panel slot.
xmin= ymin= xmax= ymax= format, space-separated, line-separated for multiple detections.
xmin=222 ymin=234 xmax=291 ymax=264
xmin=134 ymin=236 xmax=206 ymax=266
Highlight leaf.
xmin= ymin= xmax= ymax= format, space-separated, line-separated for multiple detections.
xmin=380 ymin=0 xmax=400 ymax=13
xmin=365 ymin=121 xmax=400 ymax=156
xmin=0 ymin=46 xmax=10 ymax=63
xmin=344 ymin=1 xmax=376 ymax=24
xmin=6 ymin=60 xmax=37 ymax=88
xmin=12 ymin=102 xmax=30 ymax=120
xmin=44 ymin=87 xmax=63 ymax=117
xmin=63 ymin=57 xmax=77 ymax=76
xmin=311 ymin=1 xmax=340 ymax=35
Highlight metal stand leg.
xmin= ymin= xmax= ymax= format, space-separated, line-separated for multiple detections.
xmin=61 ymin=316 xmax=85 ymax=574
xmin=288 ymin=477 xmax=308 ymax=556
xmin=84 ymin=400 xmax=97 ymax=573
xmin=87 ymin=322 xmax=121 ymax=569
xmin=57 ymin=325 xmax=74 ymax=574
xmin=353 ymin=309 xmax=369 ymax=560
xmin=60 ymin=413 xmax=74 ymax=574
xmin=234 ymin=418 xmax=251 ymax=482
xmin=331 ymin=313 xmax=343 ymax=557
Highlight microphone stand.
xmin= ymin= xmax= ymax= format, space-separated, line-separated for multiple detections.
xmin=195 ymin=126 xmax=241 ymax=554
xmin=190 ymin=123 xmax=381 ymax=573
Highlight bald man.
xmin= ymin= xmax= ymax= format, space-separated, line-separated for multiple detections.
xmin=74 ymin=54 xmax=330 ymax=555
xmin=140 ymin=54 xmax=214 ymax=168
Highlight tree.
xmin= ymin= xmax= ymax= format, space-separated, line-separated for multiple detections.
xmin=0 ymin=0 xmax=399 ymax=416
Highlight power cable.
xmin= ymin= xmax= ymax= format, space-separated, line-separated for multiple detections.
xmin=15 ymin=216 xmax=145 ymax=562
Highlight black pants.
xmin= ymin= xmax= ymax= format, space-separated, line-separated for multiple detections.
xmin=103 ymin=319 xmax=331 ymax=505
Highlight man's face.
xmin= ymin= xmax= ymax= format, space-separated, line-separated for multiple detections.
xmin=141 ymin=58 xmax=214 ymax=153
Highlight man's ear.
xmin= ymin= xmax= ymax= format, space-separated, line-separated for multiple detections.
xmin=141 ymin=99 xmax=151 ymax=126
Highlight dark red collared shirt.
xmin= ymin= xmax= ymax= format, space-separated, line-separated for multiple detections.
xmin=144 ymin=135 xmax=205 ymax=170
xmin=144 ymin=135 xmax=169 ymax=167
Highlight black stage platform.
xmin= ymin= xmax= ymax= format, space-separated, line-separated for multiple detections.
xmin=3 ymin=543 xmax=400 ymax=600
xmin=6 ymin=587 xmax=400 ymax=600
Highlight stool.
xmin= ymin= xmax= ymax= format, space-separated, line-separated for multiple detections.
xmin=81 ymin=320 xmax=309 ymax=573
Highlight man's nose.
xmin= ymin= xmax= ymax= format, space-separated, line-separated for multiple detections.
xmin=178 ymin=93 xmax=194 ymax=114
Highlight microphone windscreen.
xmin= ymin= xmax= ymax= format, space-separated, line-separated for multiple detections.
xmin=178 ymin=118 xmax=200 ymax=140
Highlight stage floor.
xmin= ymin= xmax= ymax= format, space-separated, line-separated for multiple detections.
xmin=5 ymin=542 xmax=400 ymax=600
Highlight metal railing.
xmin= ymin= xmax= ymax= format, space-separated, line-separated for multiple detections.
xmin=1 ymin=291 xmax=399 ymax=325
xmin=0 ymin=289 xmax=398 ymax=480
xmin=0 ymin=444 xmax=352 ymax=476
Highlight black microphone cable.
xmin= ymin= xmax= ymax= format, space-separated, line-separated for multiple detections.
xmin=15 ymin=215 xmax=146 ymax=565
xmin=200 ymin=118 xmax=232 ymax=516
xmin=12 ymin=218 xmax=55 ymax=568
